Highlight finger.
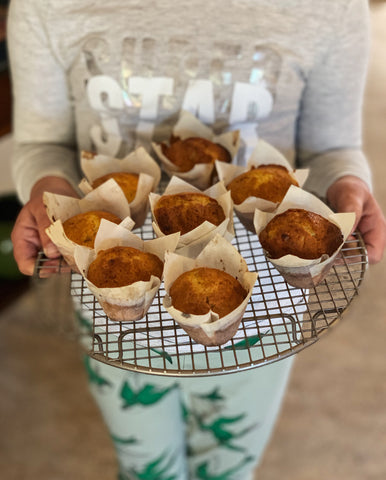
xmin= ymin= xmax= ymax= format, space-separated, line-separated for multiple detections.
xmin=360 ymin=231 xmax=382 ymax=264
xmin=34 ymin=207 xmax=61 ymax=258
xmin=12 ymin=226 xmax=62 ymax=276
xmin=10 ymin=200 xmax=55 ymax=275
xmin=35 ymin=257 xmax=63 ymax=278
xmin=12 ymin=230 xmax=41 ymax=276
xmin=357 ymin=214 xmax=386 ymax=264
xmin=15 ymin=256 xmax=37 ymax=276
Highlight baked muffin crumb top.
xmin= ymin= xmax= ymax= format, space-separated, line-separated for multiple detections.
xmin=87 ymin=246 xmax=163 ymax=288
xmin=154 ymin=192 xmax=226 ymax=235
xmin=62 ymin=210 xmax=121 ymax=248
xmin=161 ymin=136 xmax=231 ymax=172
xmin=259 ymin=208 xmax=343 ymax=259
xmin=92 ymin=172 xmax=139 ymax=203
xmin=227 ymin=164 xmax=299 ymax=205
xmin=169 ymin=267 xmax=247 ymax=318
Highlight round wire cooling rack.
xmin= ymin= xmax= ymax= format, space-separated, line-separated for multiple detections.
xmin=33 ymin=211 xmax=368 ymax=378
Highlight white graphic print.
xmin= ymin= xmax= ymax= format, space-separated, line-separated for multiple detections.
xmin=182 ymin=79 xmax=215 ymax=125
xmin=82 ymin=36 xmax=282 ymax=159
xmin=87 ymin=75 xmax=124 ymax=155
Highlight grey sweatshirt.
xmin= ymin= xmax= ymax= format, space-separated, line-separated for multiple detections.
xmin=7 ymin=0 xmax=372 ymax=204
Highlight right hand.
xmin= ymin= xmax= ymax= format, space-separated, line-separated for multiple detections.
xmin=327 ymin=176 xmax=386 ymax=264
xmin=11 ymin=176 xmax=79 ymax=276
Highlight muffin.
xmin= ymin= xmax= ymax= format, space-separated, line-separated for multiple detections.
xmin=259 ymin=208 xmax=344 ymax=260
xmin=161 ymin=136 xmax=231 ymax=172
xmin=153 ymin=192 xmax=226 ymax=235
xmin=152 ymin=111 xmax=240 ymax=190
xmin=62 ymin=210 xmax=122 ymax=248
xmin=87 ymin=246 xmax=163 ymax=288
xmin=169 ymin=267 xmax=247 ymax=318
xmin=227 ymin=164 xmax=299 ymax=205
xmin=91 ymin=172 xmax=139 ymax=203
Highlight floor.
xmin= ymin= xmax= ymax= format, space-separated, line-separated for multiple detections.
xmin=1 ymin=4 xmax=386 ymax=480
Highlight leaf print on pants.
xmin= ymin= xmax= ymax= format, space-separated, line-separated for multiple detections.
xmin=120 ymin=380 xmax=177 ymax=408
xmin=120 ymin=450 xmax=179 ymax=480
xmin=195 ymin=455 xmax=254 ymax=480
xmin=83 ymin=355 xmax=112 ymax=388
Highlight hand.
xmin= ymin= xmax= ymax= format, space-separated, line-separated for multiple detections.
xmin=326 ymin=176 xmax=386 ymax=264
xmin=11 ymin=177 xmax=79 ymax=276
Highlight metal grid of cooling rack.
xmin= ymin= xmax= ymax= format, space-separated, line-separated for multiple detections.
xmin=59 ymin=213 xmax=368 ymax=377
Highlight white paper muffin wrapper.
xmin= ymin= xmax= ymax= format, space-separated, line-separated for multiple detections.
xmin=79 ymin=146 xmax=161 ymax=190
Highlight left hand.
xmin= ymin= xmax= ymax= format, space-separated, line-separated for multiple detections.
xmin=326 ymin=175 xmax=386 ymax=264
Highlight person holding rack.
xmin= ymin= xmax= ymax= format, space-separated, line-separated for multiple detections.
xmin=7 ymin=0 xmax=386 ymax=478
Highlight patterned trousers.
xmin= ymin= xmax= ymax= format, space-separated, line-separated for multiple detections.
xmin=85 ymin=354 xmax=294 ymax=480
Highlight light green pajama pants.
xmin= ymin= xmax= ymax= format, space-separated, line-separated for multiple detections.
xmin=85 ymin=354 xmax=294 ymax=480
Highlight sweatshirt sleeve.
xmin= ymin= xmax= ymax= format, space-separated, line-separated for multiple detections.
xmin=296 ymin=0 xmax=372 ymax=198
xmin=7 ymin=0 xmax=81 ymax=204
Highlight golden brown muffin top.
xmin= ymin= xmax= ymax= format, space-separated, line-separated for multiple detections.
xmin=91 ymin=172 xmax=139 ymax=203
xmin=227 ymin=164 xmax=299 ymax=205
xmin=87 ymin=246 xmax=163 ymax=288
xmin=62 ymin=210 xmax=121 ymax=248
xmin=259 ymin=208 xmax=343 ymax=259
xmin=154 ymin=192 xmax=226 ymax=235
xmin=161 ymin=136 xmax=231 ymax=172
xmin=169 ymin=267 xmax=247 ymax=318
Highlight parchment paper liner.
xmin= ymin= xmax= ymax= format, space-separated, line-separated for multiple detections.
xmin=216 ymin=139 xmax=309 ymax=232
xmin=253 ymin=185 xmax=356 ymax=289
xmin=44 ymin=180 xmax=134 ymax=271
xmin=78 ymin=147 xmax=161 ymax=227
xmin=152 ymin=110 xmax=240 ymax=190
xmin=162 ymin=234 xmax=258 ymax=346
xmin=149 ymin=176 xmax=234 ymax=258
xmin=74 ymin=221 xmax=180 ymax=322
